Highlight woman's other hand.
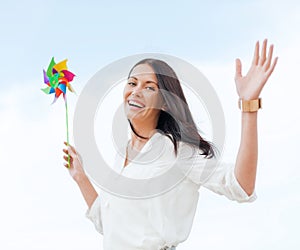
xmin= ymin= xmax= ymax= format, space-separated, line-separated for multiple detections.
xmin=63 ymin=142 xmax=86 ymax=183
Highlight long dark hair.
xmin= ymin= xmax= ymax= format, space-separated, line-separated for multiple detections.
xmin=127 ymin=58 xmax=216 ymax=158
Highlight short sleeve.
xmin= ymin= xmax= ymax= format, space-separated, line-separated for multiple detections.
xmin=177 ymin=142 xmax=257 ymax=203
xmin=85 ymin=196 xmax=103 ymax=234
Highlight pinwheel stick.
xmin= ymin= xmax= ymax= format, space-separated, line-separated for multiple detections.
xmin=65 ymin=98 xmax=71 ymax=168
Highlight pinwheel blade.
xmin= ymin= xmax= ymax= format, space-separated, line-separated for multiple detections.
xmin=53 ymin=59 xmax=68 ymax=72
xmin=46 ymin=57 xmax=56 ymax=77
xmin=58 ymin=83 xmax=67 ymax=94
xmin=41 ymin=86 xmax=55 ymax=94
xmin=58 ymin=77 xmax=68 ymax=85
xmin=62 ymin=70 xmax=75 ymax=82
xmin=43 ymin=70 xmax=49 ymax=84
xmin=53 ymin=88 xmax=63 ymax=103
xmin=67 ymin=83 xmax=75 ymax=93
xmin=41 ymin=86 xmax=51 ymax=94
xmin=51 ymin=97 xmax=58 ymax=104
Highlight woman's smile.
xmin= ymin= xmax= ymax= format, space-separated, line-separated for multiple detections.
xmin=127 ymin=99 xmax=146 ymax=109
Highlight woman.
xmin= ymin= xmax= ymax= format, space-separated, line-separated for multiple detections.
xmin=63 ymin=39 xmax=278 ymax=250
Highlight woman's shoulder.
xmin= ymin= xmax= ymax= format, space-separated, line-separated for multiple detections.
xmin=154 ymin=131 xmax=176 ymax=155
xmin=155 ymin=131 xmax=173 ymax=144
xmin=157 ymin=131 xmax=206 ymax=159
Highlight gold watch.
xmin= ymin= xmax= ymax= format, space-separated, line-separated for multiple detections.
xmin=238 ymin=98 xmax=262 ymax=112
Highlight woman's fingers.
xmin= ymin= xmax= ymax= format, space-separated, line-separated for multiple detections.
xmin=251 ymin=39 xmax=276 ymax=75
xmin=259 ymin=39 xmax=267 ymax=66
xmin=64 ymin=141 xmax=75 ymax=152
xmin=266 ymin=56 xmax=279 ymax=77
xmin=63 ymin=155 xmax=71 ymax=161
xmin=64 ymin=142 xmax=77 ymax=157
xmin=63 ymin=153 xmax=73 ymax=162
xmin=63 ymin=162 xmax=70 ymax=168
xmin=62 ymin=148 xmax=72 ymax=159
xmin=264 ymin=44 xmax=274 ymax=70
xmin=252 ymin=41 xmax=260 ymax=66
xmin=63 ymin=142 xmax=76 ymax=168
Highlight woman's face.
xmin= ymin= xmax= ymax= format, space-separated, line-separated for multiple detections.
xmin=123 ymin=63 xmax=164 ymax=123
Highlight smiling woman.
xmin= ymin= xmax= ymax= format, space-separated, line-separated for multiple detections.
xmin=63 ymin=39 xmax=278 ymax=250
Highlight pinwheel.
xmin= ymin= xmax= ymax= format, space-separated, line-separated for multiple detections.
xmin=41 ymin=57 xmax=76 ymax=167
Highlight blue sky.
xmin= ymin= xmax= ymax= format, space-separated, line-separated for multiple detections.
xmin=0 ymin=0 xmax=293 ymax=83
xmin=0 ymin=1 xmax=299 ymax=250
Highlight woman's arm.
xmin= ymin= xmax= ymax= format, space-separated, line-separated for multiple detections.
xmin=235 ymin=112 xmax=258 ymax=195
xmin=63 ymin=142 xmax=98 ymax=208
xmin=234 ymin=39 xmax=278 ymax=195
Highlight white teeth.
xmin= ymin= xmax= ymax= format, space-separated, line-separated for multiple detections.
xmin=128 ymin=100 xmax=144 ymax=108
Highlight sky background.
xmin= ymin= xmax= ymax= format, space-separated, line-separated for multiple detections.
xmin=0 ymin=0 xmax=299 ymax=249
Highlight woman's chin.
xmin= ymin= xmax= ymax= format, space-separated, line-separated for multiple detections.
xmin=125 ymin=110 xmax=145 ymax=121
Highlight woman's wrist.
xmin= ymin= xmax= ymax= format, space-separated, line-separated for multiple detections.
xmin=74 ymin=172 xmax=88 ymax=185
xmin=238 ymin=97 xmax=262 ymax=112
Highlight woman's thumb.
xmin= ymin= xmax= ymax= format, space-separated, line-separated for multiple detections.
xmin=235 ymin=58 xmax=242 ymax=79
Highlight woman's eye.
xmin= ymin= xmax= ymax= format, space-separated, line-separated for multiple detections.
xmin=128 ymin=82 xmax=136 ymax=86
xmin=146 ymin=86 xmax=156 ymax=91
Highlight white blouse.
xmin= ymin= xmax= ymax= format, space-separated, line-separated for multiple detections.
xmin=86 ymin=132 xmax=256 ymax=250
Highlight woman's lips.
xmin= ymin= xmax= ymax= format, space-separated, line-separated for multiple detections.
xmin=128 ymin=99 xmax=145 ymax=108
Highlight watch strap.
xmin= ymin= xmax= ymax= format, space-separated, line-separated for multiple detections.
xmin=238 ymin=98 xmax=262 ymax=112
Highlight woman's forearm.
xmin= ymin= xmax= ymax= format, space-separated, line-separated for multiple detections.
xmin=234 ymin=111 xmax=258 ymax=195
xmin=76 ymin=174 xmax=98 ymax=209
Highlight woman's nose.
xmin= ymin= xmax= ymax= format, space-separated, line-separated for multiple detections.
xmin=131 ymin=90 xmax=141 ymax=97
xmin=131 ymin=85 xmax=143 ymax=96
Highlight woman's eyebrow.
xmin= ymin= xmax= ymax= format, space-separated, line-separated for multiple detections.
xmin=128 ymin=76 xmax=158 ymax=85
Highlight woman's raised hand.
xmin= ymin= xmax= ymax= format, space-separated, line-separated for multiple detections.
xmin=235 ymin=39 xmax=278 ymax=100
xmin=63 ymin=142 xmax=86 ymax=183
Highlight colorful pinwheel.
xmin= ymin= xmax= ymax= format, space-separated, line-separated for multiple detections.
xmin=41 ymin=57 xmax=76 ymax=167
xmin=42 ymin=57 xmax=75 ymax=103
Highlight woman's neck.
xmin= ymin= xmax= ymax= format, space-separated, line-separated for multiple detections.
xmin=129 ymin=120 xmax=157 ymax=150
